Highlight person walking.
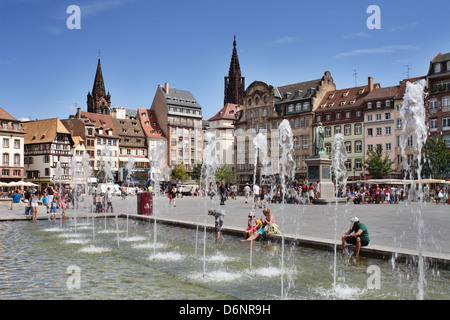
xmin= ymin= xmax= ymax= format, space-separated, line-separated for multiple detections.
xmin=253 ymin=184 xmax=260 ymax=209
xmin=243 ymin=183 xmax=251 ymax=204
xmin=219 ymin=183 xmax=227 ymax=205
xmin=106 ymin=187 xmax=114 ymax=213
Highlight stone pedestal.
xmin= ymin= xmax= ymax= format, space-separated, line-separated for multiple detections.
xmin=305 ymin=156 xmax=345 ymax=204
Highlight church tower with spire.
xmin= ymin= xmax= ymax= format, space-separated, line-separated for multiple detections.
xmin=224 ymin=36 xmax=245 ymax=105
xmin=87 ymin=58 xmax=111 ymax=115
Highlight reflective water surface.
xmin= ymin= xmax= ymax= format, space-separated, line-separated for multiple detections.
xmin=0 ymin=218 xmax=449 ymax=300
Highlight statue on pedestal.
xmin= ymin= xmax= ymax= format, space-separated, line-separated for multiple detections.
xmin=314 ymin=122 xmax=325 ymax=157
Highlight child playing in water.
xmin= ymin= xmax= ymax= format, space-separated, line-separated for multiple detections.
xmin=244 ymin=212 xmax=262 ymax=239
xmin=208 ymin=208 xmax=225 ymax=241
xmin=50 ymin=196 xmax=58 ymax=220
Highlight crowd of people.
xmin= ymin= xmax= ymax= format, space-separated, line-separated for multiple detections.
xmin=346 ymin=184 xmax=449 ymax=205
xmin=11 ymin=183 xmax=80 ymax=221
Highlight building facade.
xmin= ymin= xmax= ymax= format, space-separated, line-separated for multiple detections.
xmin=233 ymin=72 xmax=335 ymax=186
xmin=207 ymin=103 xmax=240 ymax=167
xmin=112 ymin=107 xmax=149 ymax=182
xmin=426 ymin=52 xmax=450 ymax=148
xmin=0 ymin=108 xmax=26 ymax=183
xmin=22 ymin=118 xmax=74 ymax=189
xmin=150 ymin=82 xmax=203 ymax=173
xmin=314 ymin=77 xmax=379 ymax=180
xmin=362 ymin=83 xmax=399 ymax=177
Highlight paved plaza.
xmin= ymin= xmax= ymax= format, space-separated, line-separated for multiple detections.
xmin=1 ymin=195 xmax=449 ymax=265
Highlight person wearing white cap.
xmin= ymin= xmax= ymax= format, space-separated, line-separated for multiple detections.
xmin=342 ymin=217 xmax=370 ymax=258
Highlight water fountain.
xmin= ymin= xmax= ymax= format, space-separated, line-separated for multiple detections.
xmin=200 ymin=132 xmax=219 ymax=277
xmin=399 ymin=79 xmax=428 ymax=300
xmin=331 ymin=133 xmax=348 ymax=289
xmin=277 ymin=119 xmax=296 ymax=299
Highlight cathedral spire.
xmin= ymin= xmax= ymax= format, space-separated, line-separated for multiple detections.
xmin=224 ymin=36 xmax=245 ymax=105
xmin=87 ymin=58 xmax=111 ymax=114
xmin=92 ymin=58 xmax=107 ymax=98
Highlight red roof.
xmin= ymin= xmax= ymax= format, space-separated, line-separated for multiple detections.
xmin=137 ymin=108 xmax=166 ymax=139
xmin=208 ymin=103 xmax=241 ymax=121
xmin=79 ymin=111 xmax=119 ymax=138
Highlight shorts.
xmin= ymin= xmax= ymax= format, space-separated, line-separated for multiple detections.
xmin=31 ymin=203 xmax=38 ymax=207
xmin=345 ymin=236 xmax=369 ymax=247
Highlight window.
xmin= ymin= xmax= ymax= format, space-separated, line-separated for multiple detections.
xmin=367 ymin=102 xmax=372 ymax=109
xmin=336 ymin=113 xmax=341 ymax=120
xmin=335 ymin=126 xmax=341 ymax=134
xmin=396 ymin=119 xmax=402 ymax=129
xmin=14 ymin=139 xmax=20 ymax=149
xmin=429 ymin=118 xmax=438 ymax=131
xmin=325 ymin=127 xmax=331 ymax=137
xmin=346 ymin=112 xmax=351 ymax=118
xmin=385 ymin=126 xmax=391 ymax=135
xmin=2 ymin=121 xmax=8 ymax=130
xmin=443 ymin=134 xmax=450 ymax=147
xmin=385 ymin=143 xmax=392 ymax=152
xmin=376 ymin=114 xmax=382 ymax=121
xmin=442 ymin=96 xmax=450 ymax=112
xmin=367 ymin=144 xmax=373 ymax=151
xmin=355 ymin=159 xmax=362 ymax=171
xmin=344 ymin=125 xmax=351 ymax=135
xmin=345 ymin=141 xmax=351 ymax=153
xmin=355 ymin=141 xmax=362 ymax=153
xmin=367 ymin=128 xmax=373 ymax=137
xmin=345 ymin=160 xmax=352 ymax=171
xmin=385 ymin=100 xmax=391 ymax=107
xmin=376 ymin=102 xmax=381 ymax=108
xmin=356 ymin=110 xmax=361 ymax=117
xmin=434 ymin=63 xmax=441 ymax=73
xmin=355 ymin=123 xmax=362 ymax=134
xmin=2 ymin=153 xmax=9 ymax=165
xmin=429 ymin=98 xmax=437 ymax=113
xmin=443 ymin=116 xmax=450 ymax=130
xmin=376 ymin=127 xmax=382 ymax=136
xmin=367 ymin=114 xmax=373 ymax=122
xmin=14 ymin=154 xmax=20 ymax=165
xmin=385 ymin=112 xmax=391 ymax=120
xmin=326 ymin=114 xmax=331 ymax=121
xmin=3 ymin=138 xmax=8 ymax=148
xmin=316 ymin=115 xmax=321 ymax=122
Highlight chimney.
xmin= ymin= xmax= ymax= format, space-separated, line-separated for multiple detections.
xmin=368 ymin=77 xmax=374 ymax=92
xmin=164 ymin=82 xmax=169 ymax=94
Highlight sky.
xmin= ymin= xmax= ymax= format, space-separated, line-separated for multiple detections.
xmin=0 ymin=0 xmax=449 ymax=122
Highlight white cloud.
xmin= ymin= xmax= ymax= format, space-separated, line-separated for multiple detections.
xmin=266 ymin=36 xmax=301 ymax=46
xmin=80 ymin=0 xmax=136 ymax=17
xmin=333 ymin=45 xmax=419 ymax=58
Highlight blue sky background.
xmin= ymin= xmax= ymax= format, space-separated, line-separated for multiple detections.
xmin=0 ymin=0 xmax=449 ymax=121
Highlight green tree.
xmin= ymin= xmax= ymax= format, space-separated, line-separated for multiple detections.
xmin=216 ymin=165 xmax=239 ymax=185
xmin=364 ymin=144 xmax=396 ymax=179
xmin=420 ymin=136 xmax=450 ymax=179
xmin=190 ymin=162 xmax=203 ymax=183
xmin=171 ymin=164 xmax=189 ymax=182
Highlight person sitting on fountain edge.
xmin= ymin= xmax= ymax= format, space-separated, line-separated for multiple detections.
xmin=341 ymin=217 xmax=370 ymax=258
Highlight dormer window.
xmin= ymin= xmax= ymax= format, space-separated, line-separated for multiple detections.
xmin=329 ymin=93 xmax=335 ymax=99
xmin=385 ymin=100 xmax=391 ymax=107
xmin=376 ymin=101 xmax=381 ymax=108
xmin=434 ymin=63 xmax=441 ymax=73
xmin=358 ymin=89 xmax=365 ymax=94
xmin=343 ymin=91 xmax=349 ymax=97
xmin=367 ymin=102 xmax=372 ymax=109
